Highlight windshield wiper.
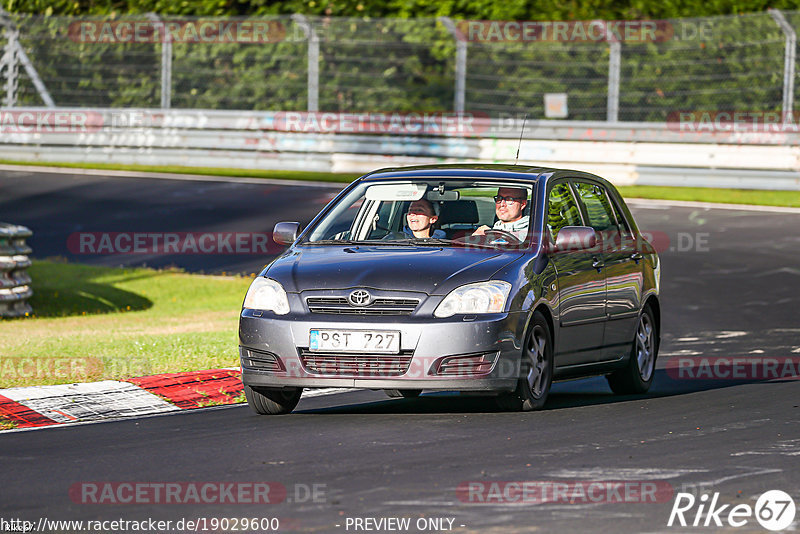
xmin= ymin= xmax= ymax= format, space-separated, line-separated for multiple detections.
xmin=361 ymin=239 xmax=434 ymax=246
xmin=304 ymin=239 xmax=418 ymax=246
xmin=303 ymin=239 xmax=361 ymax=245
xmin=304 ymin=238 xmax=501 ymax=250
xmin=420 ymin=238 xmax=498 ymax=249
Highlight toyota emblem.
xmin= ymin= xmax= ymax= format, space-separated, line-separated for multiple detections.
xmin=348 ymin=289 xmax=372 ymax=307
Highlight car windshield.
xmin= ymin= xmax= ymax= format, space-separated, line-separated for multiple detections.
xmin=302 ymin=179 xmax=535 ymax=249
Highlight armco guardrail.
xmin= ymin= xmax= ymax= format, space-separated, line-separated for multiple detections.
xmin=0 ymin=108 xmax=799 ymax=190
xmin=0 ymin=222 xmax=33 ymax=318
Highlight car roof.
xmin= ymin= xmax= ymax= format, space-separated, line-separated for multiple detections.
xmin=360 ymin=163 xmax=552 ymax=181
xmin=358 ymin=163 xmax=605 ymax=185
xmin=356 ymin=164 xmax=625 ymax=203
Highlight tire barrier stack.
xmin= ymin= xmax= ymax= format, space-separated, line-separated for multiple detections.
xmin=0 ymin=222 xmax=33 ymax=318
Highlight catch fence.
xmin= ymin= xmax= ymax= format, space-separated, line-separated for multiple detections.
xmin=1 ymin=10 xmax=798 ymax=122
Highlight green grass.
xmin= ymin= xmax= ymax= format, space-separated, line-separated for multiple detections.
xmin=0 ymin=159 xmax=358 ymax=184
xmin=617 ymin=186 xmax=800 ymax=208
xmin=2 ymin=159 xmax=798 ymax=207
xmin=0 ymin=418 xmax=18 ymax=430
xmin=0 ymin=260 xmax=252 ymax=388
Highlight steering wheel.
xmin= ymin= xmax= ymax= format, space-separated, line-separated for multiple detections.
xmin=483 ymin=229 xmax=522 ymax=244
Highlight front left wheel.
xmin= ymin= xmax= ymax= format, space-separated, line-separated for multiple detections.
xmin=244 ymin=385 xmax=303 ymax=415
xmin=496 ymin=311 xmax=554 ymax=412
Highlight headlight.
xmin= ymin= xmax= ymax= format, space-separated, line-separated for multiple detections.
xmin=243 ymin=277 xmax=290 ymax=315
xmin=434 ymin=281 xmax=512 ymax=318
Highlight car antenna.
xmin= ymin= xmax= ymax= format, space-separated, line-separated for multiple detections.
xmin=515 ymin=113 xmax=528 ymax=165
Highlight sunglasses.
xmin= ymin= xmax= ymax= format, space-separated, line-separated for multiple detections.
xmin=494 ymin=195 xmax=526 ymax=204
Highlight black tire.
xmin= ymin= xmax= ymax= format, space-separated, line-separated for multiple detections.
xmin=244 ymin=385 xmax=302 ymax=415
xmin=384 ymin=389 xmax=422 ymax=398
xmin=607 ymin=305 xmax=658 ymax=394
xmin=496 ymin=311 xmax=554 ymax=412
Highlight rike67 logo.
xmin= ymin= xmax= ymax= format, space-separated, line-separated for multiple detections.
xmin=668 ymin=490 xmax=796 ymax=531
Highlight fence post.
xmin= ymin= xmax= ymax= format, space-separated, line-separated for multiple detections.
xmin=439 ymin=17 xmax=466 ymax=114
xmin=147 ymin=13 xmax=172 ymax=109
xmin=291 ymin=14 xmax=319 ymax=112
xmin=0 ymin=7 xmax=54 ymax=107
xmin=607 ymin=40 xmax=621 ymax=123
xmin=768 ymin=9 xmax=796 ymax=119
xmin=1 ymin=26 xmax=19 ymax=107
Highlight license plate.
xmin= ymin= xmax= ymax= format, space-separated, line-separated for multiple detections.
xmin=309 ymin=329 xmax=400 ymax=353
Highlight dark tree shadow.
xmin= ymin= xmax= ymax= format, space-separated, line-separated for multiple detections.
xmin=23 ymin=259 xmax=153 ymax=318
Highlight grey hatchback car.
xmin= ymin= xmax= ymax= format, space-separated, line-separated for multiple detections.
xmin=239 ymin=164 xmax=661 ymax=414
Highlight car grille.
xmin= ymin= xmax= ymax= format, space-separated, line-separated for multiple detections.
xmin=306 ymin=296 xmax=419 ymax=316
xmin=299 ymin=349 xmax=414 ymax=376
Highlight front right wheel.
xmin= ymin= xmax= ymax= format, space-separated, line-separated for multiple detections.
xmin=244 ymin=385 xmax=303 ymax=415
xmin=496 ymin=310 xmax=554 ymax=412
xmin=607 ymin=305 xmax=658 ymax=394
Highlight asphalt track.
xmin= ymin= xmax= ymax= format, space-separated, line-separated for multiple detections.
xmin=1 ymin=169 xmax=799 ymax=533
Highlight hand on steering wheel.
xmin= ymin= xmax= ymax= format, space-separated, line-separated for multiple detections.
xmin=482 ymin=229 xmax=521 ymax=244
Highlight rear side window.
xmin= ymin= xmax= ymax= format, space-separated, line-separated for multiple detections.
xmin=547 ymin=182 xmax=583 ymax=240
xmin=573 ymin=181 xmax=616 ymax=231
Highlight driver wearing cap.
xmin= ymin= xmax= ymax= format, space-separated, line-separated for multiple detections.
xmin=473 ymin=186 xmax=529 ymax=241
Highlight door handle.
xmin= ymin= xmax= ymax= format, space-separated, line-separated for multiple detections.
xmin=592 ymin=259 xmax=603 ymax=272
xmin=630 ymin=252 xmax=643 ymax=263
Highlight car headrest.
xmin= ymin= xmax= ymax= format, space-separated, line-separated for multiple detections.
xmin=436 ymin=200 xmax=480 ymax=225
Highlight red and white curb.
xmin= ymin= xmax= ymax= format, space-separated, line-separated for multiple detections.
xmin=0 ymin=368 xmax=245 ymax=431
xmin=0 ymin=369 xmax=355 ymax=431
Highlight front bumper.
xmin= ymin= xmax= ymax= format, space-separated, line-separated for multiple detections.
xmin=239 ymin=310 xmax=526 ymax=392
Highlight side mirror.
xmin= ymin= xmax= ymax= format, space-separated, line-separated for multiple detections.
xmin=273 ymin=221 xmax=301 ymax=246
xmin=553 ymin=226 xmax=597 ymax=252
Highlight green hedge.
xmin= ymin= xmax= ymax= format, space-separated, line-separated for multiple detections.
xmin=5 ymin=0 xmax=800 ymax=18
xmin=4 ymin=10 xmax=797 ymax=121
